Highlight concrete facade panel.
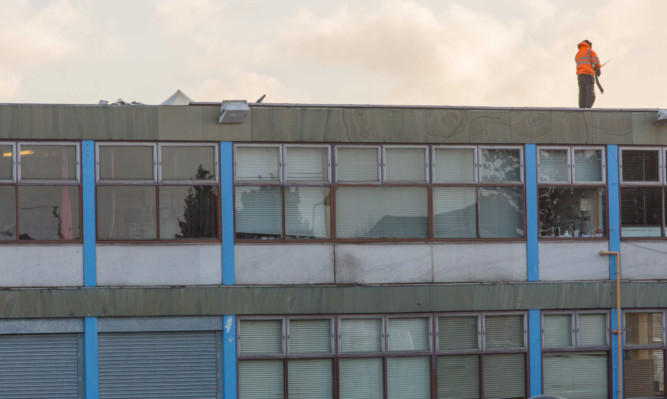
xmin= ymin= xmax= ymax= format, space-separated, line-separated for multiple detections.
xmin=632 ymin=112 xmax=667 ymax=145
xmin=620 ymin=241 xmax=667 ymax=280
xmin=235 ymin=244 xmax=334 ymax=284
xmin=425 ymin=109 xmax=469 ymax=143
xmin=469 ymin=110 xmax=510 ymax=143
xmin=381 ymin=109 xmax=429 ymax=143
xmin=0 ymin=245 xmax=83 ymax=287
xmin=0 ymin=105 xmax=18 ymax=138
xmin=510 ymin=110 xmax=554 ymax=143
xmin=539 ymin=241 xmax=610 ymax=280
xmin=157 ymin=106 xmax=205 ymax=141
xmin=590 ymin=112 xmax=633 ymax=144
xmin=432 ymin=242 xmax=526 ymax=282
xmin=97 ymin=244 xmax=221 ymax=286
xmin=251 ymin=107 xmax=346 ymax=143
xmin=335 ymin=244 xmax=432 ymax=284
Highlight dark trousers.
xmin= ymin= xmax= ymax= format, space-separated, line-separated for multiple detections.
xmin=578 ymin=74 xmax=595 ymax=108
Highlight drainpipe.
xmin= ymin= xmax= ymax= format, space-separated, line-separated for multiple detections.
xmin=600 ymin=250 xmax=621 ymax=399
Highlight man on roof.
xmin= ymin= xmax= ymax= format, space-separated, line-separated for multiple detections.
xmin=575 ymin=40 xmax=602 ymax=108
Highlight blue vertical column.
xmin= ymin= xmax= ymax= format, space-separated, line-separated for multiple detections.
xmin=528 ymin=309 xmax=542 ymax=396
xmin=525 ymin=144 xmax=539 ymax=281
xmin=82 ymin=140 xmax=96 ymax=287
xmin=607 ymin=145 xmax=622 ymax=399
xmin=84 ymin=317 xmax=99 ymax=399
xmin=220 ymin=142 xmax=237 ymax=398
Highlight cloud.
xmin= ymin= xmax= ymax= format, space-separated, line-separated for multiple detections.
xmin=193 ymin=70 xmax=306 ymax=103
xmin=155 ymin=0 xmax=224 ymax=34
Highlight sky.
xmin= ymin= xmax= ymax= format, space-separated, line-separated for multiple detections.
xmin=0 ymin=0 xmax=665 ymax=108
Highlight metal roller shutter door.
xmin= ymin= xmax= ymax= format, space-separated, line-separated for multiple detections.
xmin=99 ymin=331 xmax=220 ymax=399
xmin=0 ymin=333 xmax=81 ymax=399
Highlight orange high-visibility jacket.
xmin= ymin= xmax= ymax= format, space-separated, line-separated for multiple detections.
xmin=575 ymin=41 xmax=601 ymax=76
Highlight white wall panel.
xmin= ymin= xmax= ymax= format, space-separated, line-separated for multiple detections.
xmin=0 ymin=245 xmax=82 ymax=287
xmin=97 ymin=244 xmax=221 ymax=286
xmin=235 ymin=244 xmax=334 ymax=284
xmin=539 ymin=242 xmax=609 ymax=281
xmin=433 ymin=243 xmax=526 ymax=282
xmin=335 ymin=244 xmax=432 ymax=284
xmin=621 ymin=241 xmax=667 ymax=280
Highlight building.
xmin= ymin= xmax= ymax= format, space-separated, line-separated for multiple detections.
xmin=1 ymin=100 xmax=667 ymax=399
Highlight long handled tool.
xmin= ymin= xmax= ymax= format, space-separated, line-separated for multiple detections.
xmin=595 ymin=59 xmax=610 ymax=94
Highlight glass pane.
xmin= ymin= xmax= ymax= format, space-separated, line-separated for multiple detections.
xmin=235 ymin=146 xmax=280 ymax=182
xmin=538 ymin=187 xmax=605 ymax=238
xmin=239 ymin=319 xmax=283 ymax=355
xmin=97 ymin=186 xmax=156 ymax=240
xmin=99 ymin=145 xmax=154 ymax=181
xmin=288 ymin=359 xmax=332 ymax=399
xmin=388 ymin=318 xmax=429 ymax=352
xmin=336 ymin=147 xmax=379 ymax=182
xmin=235 ymin=186 xmax=281 ymax=239
xmin=622 ymin=150 xmax=660 ymax=182
xmin=0 ymin=186 xmax=15 ymax=240
xmin=21 ymin=145 xmax=77 ymax=181
xmin=339 ymin=358 xmax=383 ymax=399
xmin=340 ymin=318 xmax=382 ymax=353
xmin=579 ymin=313 xmax=607 ymax=347
xmin=485 ymin=315 xmax=524 ymax=349
xmin=543 ymin=314 xmax=573 ymax=348
xmin=433 ymin=148 xmax=475 ymax=183
xmin=387 ymin=357 xmax=430 ymax=399
xmin=626 ymin=313 xmax=663 ymax=345
xmin=539 ymin=149 xmax=569 ymax=183
xmin=438 ymin=316 xmax=479 ymax=351
xmin=0 ymin=145 xmax=12 ymax=180
xmin=483 ymin=353 xmax=525 ymax=399
xmin=480 ymin=148 xmax=521 ymax=182
xmin=238 ymin=360 xmax=284 ymax=399
xmin=335 ymin=187 xmax=427 ymax=239
xmin=625 ymin=349 xmax=665 ymax=398
xmin=159 ymin=186 xmax=219 ymax=239
xmin=289 ymin=319 xmax=331 ymax=354
xmin=285 ymin=147 xmax=328 ymax=182
xmin=437 ymin=355 xmax=479 ymax=399
xmin=285 ymin=187 xmax=330 ymax=239
xmin=18 ymin=186 xmax=80 ymax=241
xmin=385 ymin=147 xmax=426 ymax=182
xmin=479 ymin=186 xmax=524 ymax=238
xmin=574 ymin=149 xmax=603 ymax=182
xmin=433 ymin=187 xmax=477 ymax=238
xmin=543 ymin=352 xmax=608 ymax=399
xmin=160 ymin=145 xmax=216 ymax=181
xmin=621 ymin=187 xmax=663 ymax=237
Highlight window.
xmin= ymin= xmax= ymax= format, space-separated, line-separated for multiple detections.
xmin=624 ymin=311 xmax=665 ymax=398
xmin=542 ymin=311 xmax=609 ymax=399
xmin=0 ymin=142 xmax=80 ymax=242
xmin=620 ymin=148 xmax=665 ymax=237
xmin=96 ymin=143 xmax=219 ymax=241
xmin=538 ymin=146 xmax=606 ymax=238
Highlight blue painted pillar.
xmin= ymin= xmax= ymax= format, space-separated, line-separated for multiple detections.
xmin=525 ymin=144 xmax=539 ymax=281
xmin=607 ymin=145 xmax=620 ymax=278
xmin=223 ymin=315 xmax=238 ymax=399
xmin=528 ymin=309 xmax=542 ymax=396
xmin=82 ymin=140 xmax=96 ymax=287
xmin=84 ymin=317 xmax=99 ymax=399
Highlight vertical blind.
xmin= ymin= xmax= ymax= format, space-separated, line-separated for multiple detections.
xmin=239 ymin=359 xmax=284 ymax=399
xmin=239 ymin=319 xmax=283 ymax=355
xmin=285 ymin=147 xmax=328 ymax=182
xmin=339 ymin=358 xmax=383 ymax=399
xmin=543 ymin=314 xmax=573 ymax=348
xmin=336 ymin=147 xmax=379 ymax=182
xmin=340 ymin=318 xmax=382 ymax=353
xmin=485 ymin=314 xmax=524 ymax=349
xmin=387 ymin=357 xmax=431 ymax=399
xmin=433 ymin=187 xmax=477 ymax=238
xmin=236 ymin=146 xmax=280 ymax=181
xmin=289 ymin=319 xmax=331 ymax=354
xmin=438 ymin=315 xmax=479 ymax=351
xmin=539 ymin=149 xmax=569 ymax=183
xmin=437 ymin=355 xmax=479 ymax=399
xmin=288 ymin=359 xmax=332 ymax=399
xmin=483 ymin=353 xmax=525 ymax=399
xmin=385 ymin=147 xmax=426 ymax=182
xmin=543 ymin=352 xmax=608 ymax=399
xmin=433 ymin=147 xmax=475 ymax=183
xmin=388 ymin=317 xmax=430 ymax=352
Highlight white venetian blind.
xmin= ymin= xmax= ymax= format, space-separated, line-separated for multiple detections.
xmin=339 ymin=358 xmax=383 ymax=399
xmin=387 ymin=357 xmax=430 ymax=399
xmin=340 ymin=318 xmax=382 ymax=353
xmin=385 ymin=147 xmax=426 ymax=182
xmin=433 ymin=187 xmax=477 ymax=238
xmin=285 ymin=147 xmax=328 ymax=182
xmin=234 ymin=186 xmax=282 ymax=237
xmin=574 ymin=149 xmax=603 ymax=182
xmin=483 ymin=353 xmax=526 ymax=399
xmin=485 ymin=315 xmax=524 ymax=349
xmin=285 ymin=187 xmax=330 ymax=238
xmin=543 ymin=314 xmax=573 ymax=348
xmin=437 ymin=355 xmax=479 ymax=399
xmin=578 ymin=313 xmax=607 ymax=347
xmin=288 ymin=359 xmax=332 ymax=399
xmin=438 ymin=315 xmax=479 ymax=351
xmin=388 ymin=317 xmax=430 ymax=352
xmin=433 ymin=148 xmax=475 ymax=183
xmin=336 ymin=147 xmax=379 ymax=182
xmin=239 ymin=319 xmax=283 ymax=355
xmin=539 ymin=149 xmax=569 ymax=183
xmin=626 ymin=312 xmax=663 ymax=345
xmin=289 ymin=319 xmax=331 ymax=354
xmin=238 ymin=360 xmax=284 ymax=399
xmin=478 ymin=186 xmax=524 ymax=238
xmin=543 ymin=352 xmax=608 ymax=399
xmin=236 ymin=146 xmax=280 ymax=182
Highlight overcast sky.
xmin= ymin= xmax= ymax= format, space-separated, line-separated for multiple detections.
xmin=0 ymin=0 xmax=664 ymax=108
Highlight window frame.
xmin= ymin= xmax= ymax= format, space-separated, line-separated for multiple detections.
xmin=622 ymin=309 xmax=667 ymax=399
xmin=0 ymin=142 xmax=16 ymax=183
xmin=382 ymin=145 xmax=429 ymax=184
xmin=17 ymin=142 xmax=81 ymax=184
xmin=619 ymin=147 xmax=663 ymax=186
xmin=478 ymin=145 xmax=525 ymax=185
xmin=283 ymin=144 xmax=331 ymax=185
xmin=234 ymin=143 xmax=282 ymax=184
xmin=334 ymin=145 xmax=381 ymax=185
xmin=432 ymin=145 xmax=478 ymax=184
xmin=538 ymin=146 xmax=606 ymax=185
xmin=541 ymin=310 xmax=610 ymax=351
xmin=96 ymin=142 xmax=157 ymax=184
xmin=157 ymin=142 xmax=219 ymax=185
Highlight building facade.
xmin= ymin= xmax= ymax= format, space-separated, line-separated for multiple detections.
xmin=1 ymin=102 xmax=667 ymax=398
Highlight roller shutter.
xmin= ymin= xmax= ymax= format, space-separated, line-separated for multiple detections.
xmin=0 ymin=333 xmax=81 ymax=398
xmin=99 ymin=331 xmax=220 ymax=399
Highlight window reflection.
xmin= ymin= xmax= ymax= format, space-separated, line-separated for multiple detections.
xmin=480 ymin=149 xmax=521 ymax=182
xmin=0 ymin=145 xmax=12 ymax=180
xmin=98 ymin=145 xmax=154 ymax=181
xmin=97 ymin=186 xmax=156 ymax=240
xmin=161 ymin=146 xmax=216 ymax=181
xmin=159 ymin=185 xmax=219 ymax=239
xmin=20 ymin=145 xmax=77 ymax=181
xmin=0 ymin=186 xmax=15 ymax=240
xmin=18 ymin=186 xmax=80 ymax=240
xmin=539 ymin=187 xmax=605 ymax=237
xmin=285 ymin=187 xmax=330 ymax=239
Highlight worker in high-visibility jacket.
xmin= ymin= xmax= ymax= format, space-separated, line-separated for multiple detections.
xmin=575 ymin=40 xmax=601 ymax=108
